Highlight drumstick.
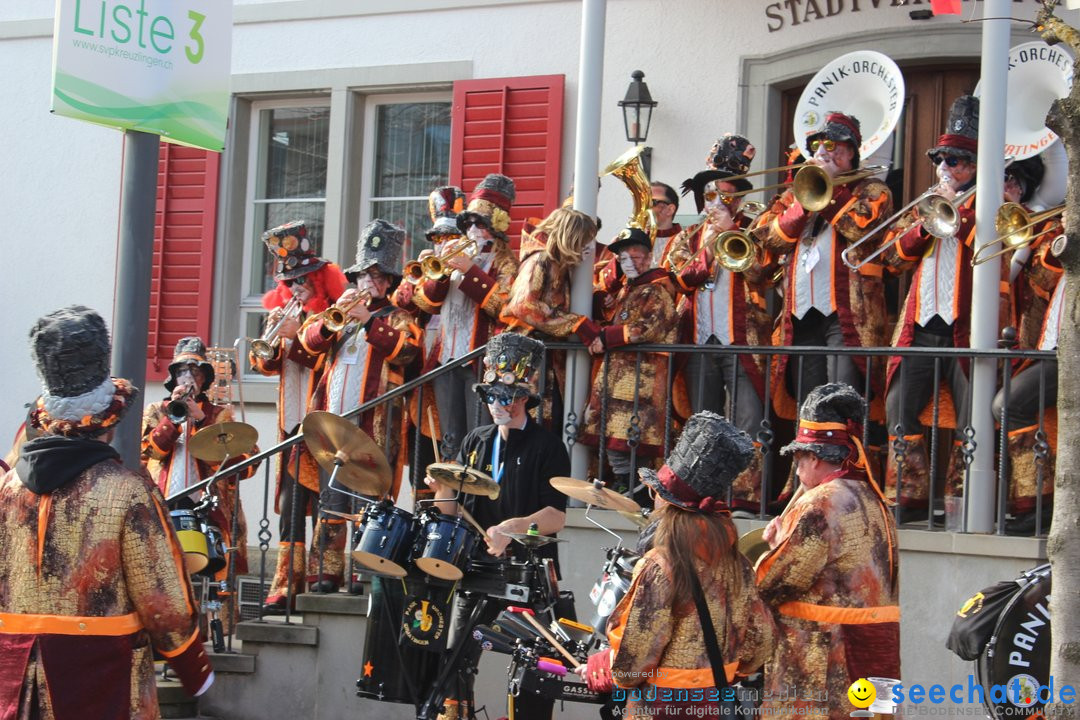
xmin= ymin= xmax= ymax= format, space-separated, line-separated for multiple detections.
xmin=426 ymin=407 xmax=441 ymax=464
xmin=458 ymin=505 xmax=497 ymax=550
xmin=508 ymin=606 xmax=580 ymax=668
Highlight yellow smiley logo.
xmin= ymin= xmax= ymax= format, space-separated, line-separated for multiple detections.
xmin=848 ymin=678 xmax=876 ymax=709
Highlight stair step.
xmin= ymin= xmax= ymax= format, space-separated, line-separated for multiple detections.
xmin=206 ymin=651 xmax=256 ymax=673
xmin=236 ymin=620 xmax=318 ymax=646
xmin=295 ymin=591 xmax=368 ymax=616
xmin=156 ymin=679 xmax=196 ymax=719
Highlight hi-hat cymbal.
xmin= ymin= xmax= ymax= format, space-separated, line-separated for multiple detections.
xmin=618 ymin=510 xmax=653 ymax=529
xmin=301 ymin=411 xmax=392 ymax=496
xmin=427 ymin=462 xmax=500 ymax=499
xmin=548 ymin=477 xmax=641 ymax=514
xmin=189 ymin=422 xmax=259 ymax=463
xmin=500 ymin=531 xmax=567 ymax=548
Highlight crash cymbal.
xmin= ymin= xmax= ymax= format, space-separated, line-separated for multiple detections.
xmin=301 ymin=411 xmax=392 ymax=496
xmin=500 ymin=531 xmax=567 ymax=548
xmin=737 ymin=527 xmax=771 ymax=566
xmin=323 ymin=508 xmax=366 ymax=523
xmin=618 ymin=509 xmax=653 ymax=529
xmin=189 ymin=422 xmax=259 ymax=463
xmin=548 ymin=477 xmax=641 ymax=514
xmin=427 ymin=462 xmax=500 ymax=499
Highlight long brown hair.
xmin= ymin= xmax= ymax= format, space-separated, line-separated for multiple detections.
xmin=532 ymin=208 xmax=597 ymax=269
xmin=651 ymin=503 xmax=735 ymax=612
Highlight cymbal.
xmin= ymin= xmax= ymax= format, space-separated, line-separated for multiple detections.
xmin=737 ymin=527 xmax=770 ymax=566
xmin=301 ymin=411 xmax=392 ymax=496
xmin=500 ymin=531 xmax=567 ymax=548
xmin=189 ymin=422 xmax=259 ymax=463
xmin=618 ymin=510 xmax=653 ymax=529
xmin=427 ymin=462 xmax=500 ymax=499
xmin=548 ymin=477 xmax=641 ymax=514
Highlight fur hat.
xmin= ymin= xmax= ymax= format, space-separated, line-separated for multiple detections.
xmin=262 ymin=220 xmax=328 ymax=281
xmin=806 ymin=111 xmax=863 ymax=167
xmin=607 ymin=226 xmax=652 ymax=255
xmin=427 ymin=186 xmax=466 ymax=240
xmin=345 ymin=219 xmax=405 ymax=279
xmin=929 ymin=95 xmax=979 ymax=164
xmin=28 ymin=306 xmax=137 ymax=437
xmin=165 ymin=337 xmax=215 ymax=393
xmin=682 ymin=134 xmax=757 ymax=212
xmin=1006 ymin=156 xmax=1045 ymax=205
xmin=639 ymin=412 xmax=755 ymax=514
xmin=780 ymin=383 xmax=866 ymax=465
xmin=473 ymin=333 xmax=545 ymax=410
xmin=457 ymin=174 xmax=516 ymax=241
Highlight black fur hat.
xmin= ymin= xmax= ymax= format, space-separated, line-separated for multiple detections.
xmin=780 ymin=383 xmax=865 ymax=465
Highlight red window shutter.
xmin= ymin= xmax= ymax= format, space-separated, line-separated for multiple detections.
xmin=449 ymin=75 xmax=565 ymax=251
xmin=146 ymin=144 xmax=220 ymax=383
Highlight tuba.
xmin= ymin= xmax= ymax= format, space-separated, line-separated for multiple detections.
xmin=601 ymin=145 xmax=656 ymax=240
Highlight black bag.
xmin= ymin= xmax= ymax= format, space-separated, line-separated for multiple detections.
xmin=945 ymin=572 xmax=1032 ymax=661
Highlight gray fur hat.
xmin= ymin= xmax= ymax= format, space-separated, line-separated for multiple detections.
xmin=457 ymin=174 xmax=516 ymax=241
xmin=165 ymin=337 xmax=215 ymax=393
xmin=639 ymin=411 xmax=755 ymax=513
xmin=780 ymin=382 xmax=866 ymax=465
xmin=929 ymin=95 xmax=979 ymax=164
xmin=345 ymin=219 xmax=405 ymax=278
xmin=473 ymin=333 xmax=545 ymax=409
xmin=28 ymin=305 xmax=137 ymax=436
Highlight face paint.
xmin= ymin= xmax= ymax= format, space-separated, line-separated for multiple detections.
xmin=489 ymin=403 xmax=512 ymax=425
xmin=619 ymin=253 xmax=639 ymax=279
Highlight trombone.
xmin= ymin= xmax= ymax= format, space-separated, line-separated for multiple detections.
xmin=675 ymin=201 xmax=766 ymax=277
xmin=250 ymin=297 xmax=302 ymax=360
xmin=971 ymin=203 xmax=1065 ymax=266
xmin=320 ymin=289 xmax=373 ymax=333
xmin=724 ymin=164 xmax=889 ymax=211
xmin=403 ymin=238 xmax=478 ymax=284
xmin=840 ymin=185 xmax=974 ymax=271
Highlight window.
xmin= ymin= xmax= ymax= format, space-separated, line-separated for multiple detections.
xmin=361 ymin=94 xmax=452 ymax=260
xmin=240 ymin=99 xmax=331 ymax=362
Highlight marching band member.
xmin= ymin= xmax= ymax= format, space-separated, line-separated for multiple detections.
xmin=1 ymin=307 xmax=213 ymax=717
xmin=753 ymin=112 xmax=893 ymax=421
xmin=667 ymin=134 xmax=771 ymax=513
xmin=650 ymin=181 xmax=683 ymax=268
xmin=758 ymin=383 xmax=900 ymax=720
xmin=141 ymin=336 xmax=258 ymax=584
xmin=578 ymin=412 xmax=777 ymax=717
xmin=500 ymin=206 xmax=603 ymax=423
xmin=879 ymin=96 xmax=1009 ymax=522
xmin=299 ymin=220 xmax=421 ymax=590
xmin=411 ymin=173 xmax=519 ymax=459
xmin=251 ymin=220 xmax=348 ymax=613
xmin=580 ymin=227 xmax=679 ymax=496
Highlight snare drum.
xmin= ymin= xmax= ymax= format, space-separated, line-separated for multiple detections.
xmin=976 ymin=564 xmax=1051 ymax=718
xmin=351 ymin=502 xmax=418 ymax=578
xmin=414 ymin=512 xmax=478 ymax=581
xmin=169 ymin=509 xmax=209 ymax=575
xmin=588 ymin=548 xmax=640 ymax=633
xmin=200 ymin=522 xmax=227 ymax=577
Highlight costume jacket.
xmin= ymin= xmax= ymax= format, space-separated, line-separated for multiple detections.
xmin=756 ymin=477 xmax=900 ymax=720
xmin=411 ymin=242 xmax=518 ymax=363
xmin=1014 ymin=224 xmax=1064 ymax=352
xmin=300 ymin=297 xmax=421 ymax=496
xmin=0 ymin=440 xmax=211 ymax=720
xmin=753 ymin=178 xmax=892 ymax=419
xmin=580 ymin=268 xmax=679 ymax=457
xmin=606 ymin=525 xmax=775 ymax=715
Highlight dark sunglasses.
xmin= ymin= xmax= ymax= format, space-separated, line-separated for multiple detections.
xmin=284 ymin=275 xmax=308 ymax=287
xmin=703 ymin=190 xmax=739 ymax=208
xmin=651 ymin=199 xmax=672 ymax=208
xmin=483 ymin=393 xmax=517 ymax=407
xmin=933 ymin=155 xmax=963 ymax=168
xmin=809 ymin=138 xmax=837 ymax=153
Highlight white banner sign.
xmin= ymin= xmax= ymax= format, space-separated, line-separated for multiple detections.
xmin=51 ymin=0 xmax=231 ymax=151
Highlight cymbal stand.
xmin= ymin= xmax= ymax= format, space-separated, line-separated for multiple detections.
xmin=417 ymin=595 xmax=490 ymax=720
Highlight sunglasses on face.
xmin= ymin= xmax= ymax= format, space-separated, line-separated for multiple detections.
xmin=484 ymin=393 xmax=517 ymax=407
xmin=934 ymin=155 xmax=963 ymax=168
xmin=651 ymin=199 xmax=672 ymax=208
xmin=284 ymin=275 xmax=308 ymax=287
xmin=809 ymin=138 xmax=837 ymax=153
xmin=703 ymin=190 xmax=739 ymax=208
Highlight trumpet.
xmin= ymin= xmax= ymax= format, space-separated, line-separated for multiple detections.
xmin=403 ymin=238 xmax=478 ymax=284
xmin=320 ymin=289 xmax=373 ymax=333
xmin=971 ymin=203 xmax=1065 ymax=266
xmin=166 ymin=386 xmax=195 ymax=424
xmin=250 ymin=297 xmax=301 ymax=360
xmin=840 ymin=185 xmax=974 ymax=271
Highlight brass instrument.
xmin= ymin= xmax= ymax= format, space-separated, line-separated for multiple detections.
xmin=166 ymin=386 xmax=195 ymax=424
xmin=250 ymin=296 xmax=301 ymax=360
xmin=724 ymin=163 xmax=888 ymax=205
xmin=971 ymin=203 xmax=1065 ymax=266
xmin=403 ymin=238 xmax=478 ymax=284
xmin=714 ymin=231 xmax=757 ymax=274
xmin=840 ymin=185 xmax=974 ymax=272
xmin=601 ymin=145 xmax=656 ymax=240
xmin=321 ymin=289 xmax=373 ymax=333
xmin=208 ymin=344 xmax=246 ymax=422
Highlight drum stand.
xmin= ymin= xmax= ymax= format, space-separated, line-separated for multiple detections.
xmin=417 ymin=595 xmax=490 ymax=720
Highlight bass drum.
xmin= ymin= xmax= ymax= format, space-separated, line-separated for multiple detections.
xmin=356 ymin=576 xmax=441 ymax=706
xmin=976 ymin=564 xmax=1051 ymax=718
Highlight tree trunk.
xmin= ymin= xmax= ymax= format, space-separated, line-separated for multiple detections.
xmin=1037 ymin=6 xmax=1080 ymax=716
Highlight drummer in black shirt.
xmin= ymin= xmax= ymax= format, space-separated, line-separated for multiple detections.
xmin=424 ymin=333 xmax=568 ymax=720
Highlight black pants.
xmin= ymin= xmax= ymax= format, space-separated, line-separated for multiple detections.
xmin=992 ymin=359 xmax=1058 ymax=430
xmin=787 ymin=310 xmax=861 ymax=403
xmin=685 ymin=339 xmax=764 ymax=436
xmin=885 ymin=326 xmax=970 ymax=437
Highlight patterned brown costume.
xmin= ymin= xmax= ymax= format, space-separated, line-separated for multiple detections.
xmin=757 ymin=384 xmax=899 ymax=720
xmin=0 ymin=306 xmax=211 ymax=720
xmin=580 ymin=265 xmax=678 ymax=460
